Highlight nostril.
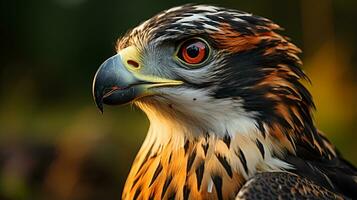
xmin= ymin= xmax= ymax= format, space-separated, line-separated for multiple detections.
xmin=127 ymin=60 xmax=140 ymax=68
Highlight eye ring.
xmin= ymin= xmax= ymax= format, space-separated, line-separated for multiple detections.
xmin=175 ymin=37 xmax=210 ymax=67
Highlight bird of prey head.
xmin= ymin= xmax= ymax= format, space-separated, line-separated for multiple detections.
xmin=93 ymin=4 xmax=357 ymax=200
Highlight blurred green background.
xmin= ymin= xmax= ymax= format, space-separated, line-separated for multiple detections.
xmin=0 ymin=0 xmax=356 ymax=199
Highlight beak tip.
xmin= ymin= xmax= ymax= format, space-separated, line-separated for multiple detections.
xmin=95 ymin=99 xmax=104 ymax=114
xmin=97 ymin=104 xmax=104 ymax=114
xmin=93 ymin=76 xmax=104 ymax=114
xmin=93 ymin=92 xmax=104 ymax=114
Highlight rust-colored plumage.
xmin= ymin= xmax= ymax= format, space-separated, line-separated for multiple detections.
xmin=92 ymin=4 xmax=357 ymax=200
xmin=123 ymin=135 xmax=246 ymax=200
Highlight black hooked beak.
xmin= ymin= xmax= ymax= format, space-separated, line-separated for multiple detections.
xmin=92 ymin=54 xmax=145 ymax=113
xmin=92 ymin=53 xmax=183 ymax=113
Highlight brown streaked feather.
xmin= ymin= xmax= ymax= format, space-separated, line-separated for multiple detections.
xmin=236 ymin=172 xmax=346 ymax=200
xmin=122 ymin=134 xmax=252 ymax=200
xmin=114 ymin=4 xmax=357 ymax=200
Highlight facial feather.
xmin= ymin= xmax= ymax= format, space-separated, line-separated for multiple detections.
xmin=111 ymin=4 xmax=350 ymax=200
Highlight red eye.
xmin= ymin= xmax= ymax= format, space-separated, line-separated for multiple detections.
xmin=178 ymin=38 xmax=209 ymax=65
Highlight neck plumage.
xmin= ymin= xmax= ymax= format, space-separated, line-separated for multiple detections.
xmin=122 ymin=100 xmax=292 ymax=200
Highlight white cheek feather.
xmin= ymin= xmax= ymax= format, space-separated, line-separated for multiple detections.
xmin=166 ymin=88 xmax=259 ymax=136
xmin=138 ymin=87 xmax=259 ymax=139
xmin=135 ymin=87 xmax=292 ymax=180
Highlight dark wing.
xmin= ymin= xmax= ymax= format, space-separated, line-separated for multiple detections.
xmin=236 ymin=172 xmax=348 ymax=200
xmin=284 ymin=151 xmax=357 ymax=198
xmin=284 ymin=131 xmax=357 ymax=198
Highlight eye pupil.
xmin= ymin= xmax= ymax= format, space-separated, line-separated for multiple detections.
xmin=186 ymin=45 xmax=200 ymax=58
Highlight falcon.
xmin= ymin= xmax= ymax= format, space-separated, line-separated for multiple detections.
xmin=92 ymin=4 xmax=357 ymax=199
